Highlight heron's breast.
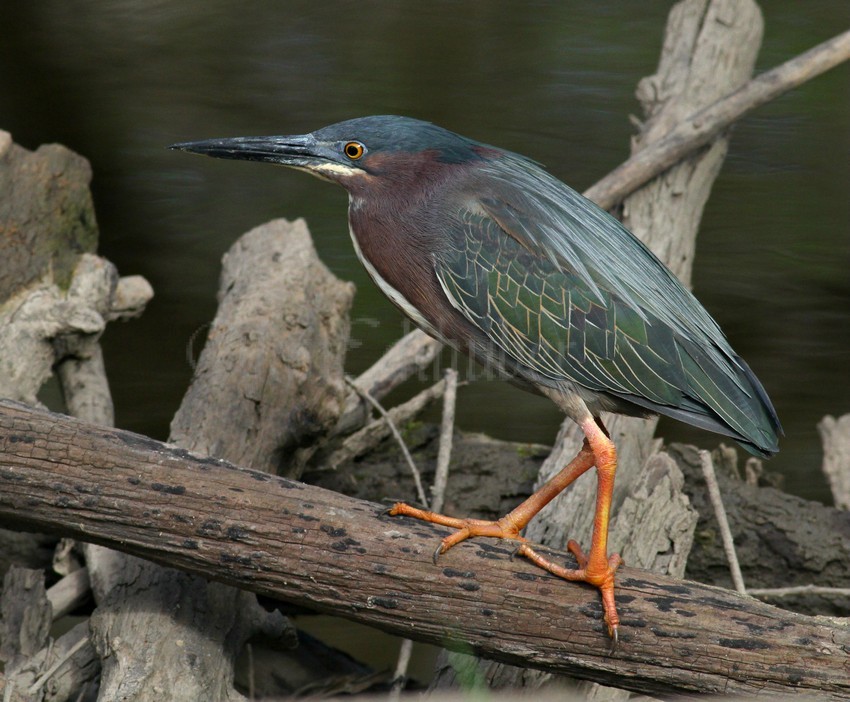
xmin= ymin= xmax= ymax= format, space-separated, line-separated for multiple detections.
xmin=347 ymin=202 xmax=470 ymax=349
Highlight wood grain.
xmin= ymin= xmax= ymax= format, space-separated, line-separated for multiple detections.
xmin=0 ymin=400 xmax=847 ymax=699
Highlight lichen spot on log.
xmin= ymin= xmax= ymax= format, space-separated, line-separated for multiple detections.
xmin=718 ymin=638 xmax=770 ymax=651
xmin=442 ymin=567 xmax=476 ymax=579
xmin=366 ymin=596 xmax=400 ymax=609
xmin=320 ymin=524 xmax=347 ymax=538
xmin=151 ymin=482 xmax=186 ymax=495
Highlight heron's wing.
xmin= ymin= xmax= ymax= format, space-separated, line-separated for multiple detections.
xmin=432 ymin=157 xmax=780 ymax=455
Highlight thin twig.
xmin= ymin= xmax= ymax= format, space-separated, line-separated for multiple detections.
xmin=345 ymin=377 xmax=429 ymax=509
xmin=336 ymin=329 xmax=443 ymax=435
xmin=27 ymin=634 xmax=90 ymax=695
xmin=748 ymin=585 xmax=850 ymax=599
xmin=389 ymin=639 xmax=414 ymax=702
xmin=699 ymin=449 xmax=747 ymax=595
xmin=431 ymin=369 xmax=458 ymax=514
xmin=326 ymin=378 xmax=449 ymax=471
xmin=247 ymin=642 xmax=255 ymax=701
xmin=390 ymin=369 xmax=460 ymax=701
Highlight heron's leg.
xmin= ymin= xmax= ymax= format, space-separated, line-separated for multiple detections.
xmin=389 ymin=438 xmax=596 ymax=555
xmin=516 ymin=416 xmax=622 ymax=641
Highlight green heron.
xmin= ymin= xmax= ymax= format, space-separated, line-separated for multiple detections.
xmin=171 ymin=115 xmax=781 ymax=641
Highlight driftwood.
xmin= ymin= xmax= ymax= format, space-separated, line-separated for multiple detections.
xmin=85 ymin=220 xmax=352 ymax=702
xmin=584 ymin=25 xmax=850 ymax=210
xmin=0 ymin=400 xmax=848 ymax=699
xmin=0 ymin=130 xmax=154 ymax=701
xmin=323 ymin=377 xmax=449 ymax=472
xmin=819 ymin=414 xmax=850 ymax=510
xmin=170 ymin=218 xmax=355 ymax=479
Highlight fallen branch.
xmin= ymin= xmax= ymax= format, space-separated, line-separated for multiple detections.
xmin=0 ymin=400 xmax=848 ymax=699
xmin=585 ymin=28 xmax=850 ymax=209
xmin=749 ymin=585 xmax=850 ymax=600
xmin=324 ymin=377 xmax=449 ymax=471
xmin=699 ymin=450 xmax=746 ymax=595
xmin=335 ymin=329 xmax=443 ymax=436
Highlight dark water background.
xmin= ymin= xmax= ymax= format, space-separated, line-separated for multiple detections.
xmin=1 ymin=3 xmax=848 ymax=506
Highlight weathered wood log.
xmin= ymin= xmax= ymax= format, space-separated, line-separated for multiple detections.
xmin=170 ymin=219 xmax=354 ymax=478
xmin=322 ymin=424 xmax=850 ymax=617
xmin=0 ymin=130 xmax=154 ymax=701
xmin=0 ymin=132 xmax=96 ymax=301
xmin=0 ymin=133 xmax=153 ymax=410
xmin=819 ymin=414 xmax=850 ymax=510
xmin=0 ymin=401 xmax=848 ymax=699
xmin=675 ymin=443 xmax=850 ymax=615
xmin=584 ymin=27 xmax=850 ymax=210
xmin=87 ymin=220 xmax=350 ymax=702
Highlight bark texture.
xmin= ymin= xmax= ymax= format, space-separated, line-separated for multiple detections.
xmin=0 ymin=132 xmax=97 ymax=301
xmin=87 ymin=220 xmax=352 ymax=702
xmin=0 ymin=400 xmax=848 ymax=699
xmin=170 ymin=219 xmax=355 ymax=478
xmin=820 ymin=414 xmax=850 ymax=510
xmin=0 ymin=130 xmax=153 ymax=702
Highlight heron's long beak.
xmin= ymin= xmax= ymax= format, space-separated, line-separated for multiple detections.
xmin=169 ymin=133 xmax=326 ymax=169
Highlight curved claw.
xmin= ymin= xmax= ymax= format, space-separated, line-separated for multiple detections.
xmin=517 ymin=542 xmax=622 ymax=644
xmin=432 ymin=542 xmax=444 ymax=565
xmin=607 ymin=625 xmax=619 ymax=656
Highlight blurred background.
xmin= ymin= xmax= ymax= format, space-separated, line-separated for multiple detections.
xmin=0 ymin=1 xmax=848 ymax=509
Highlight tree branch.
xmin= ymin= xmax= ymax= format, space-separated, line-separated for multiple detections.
xmin=585 ymin=28 xmax=850 ymax=209
xmin=0 ymin=400 xmax=848 ymax=699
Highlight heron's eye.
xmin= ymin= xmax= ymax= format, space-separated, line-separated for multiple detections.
xmin=344 ymin=141 xmax=365 ymax=160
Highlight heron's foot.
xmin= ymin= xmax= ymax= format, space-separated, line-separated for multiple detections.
xmin=388 ymin=502 xmax=527 ymax=562
xmin=516 ymin=540 xmax=623 ymax=645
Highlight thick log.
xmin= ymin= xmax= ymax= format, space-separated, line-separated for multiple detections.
xmin=819 ymin=414 xmax=850 ymax=510
xmin=0 ymin=567 xmax=97 ymax=702
xmin=0 ymin=401 xmax=848 ymax=699
xmin=0 ymin=132 xmax=97 ymax=300
xmin=170 ymin=219 xmax=354 ymax=478
xmin=87 ymin=220 xmax=348 ymax=702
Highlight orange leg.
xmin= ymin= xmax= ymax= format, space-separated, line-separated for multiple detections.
xmin=517 ymin=416 xmax=623 ymax=640
xmin=390 ymin=415 xmax=623 ymax=640
xmin=390 ymin=437 xmax=596 ymax=555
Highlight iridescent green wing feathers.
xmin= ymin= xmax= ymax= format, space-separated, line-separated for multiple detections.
xmin=433 ymin=155 xmax=781 ymax=456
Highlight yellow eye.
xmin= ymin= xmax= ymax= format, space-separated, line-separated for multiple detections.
xmin=344 ymin=141 xmax=365 ymax=160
